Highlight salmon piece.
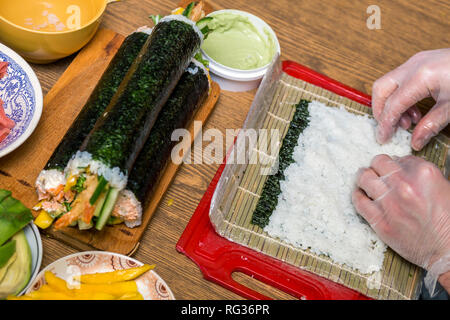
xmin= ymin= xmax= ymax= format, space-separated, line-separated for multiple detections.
xmin=0 ymin=126 xmax=10 ymax=143
xmin=0 ymin=100 xmax=15 ymax=130
xmin=41 ymin=201 xmax=64 ymax=214
xmin=0 ymin=62 xmax=7 ymax=79
xmin=82 ymin=204 xmax=95 ymax=224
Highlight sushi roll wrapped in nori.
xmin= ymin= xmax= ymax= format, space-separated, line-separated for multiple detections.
xmin=34 ymin=30 xmax=151 ymax=225
xmin=57 ymin=8 xmax=206 ymax=230
xmin=110 ymin=60 xmax=210 ymax=228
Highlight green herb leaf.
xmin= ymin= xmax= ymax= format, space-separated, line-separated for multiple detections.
xmin=149 ymin=14 xmax=163 ymax=25
xmin=63 ymin=202 xmax=72 ymax=212
xmin=72 ymin=175 xmax=86 ymax=193
xmin=194 ymin=51 xmax=209 ymax=68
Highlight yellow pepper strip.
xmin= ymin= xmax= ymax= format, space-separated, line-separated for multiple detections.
xmin=80 ymin=264 xmax=155 ymax=284
xmin=45 ymin=271 xmax=73 ymax=294
xmin=37 ymin=284 xmax=54 ymax=292
xmin=7 ymin=295 xmax=33 ymax=300
xmin=118 ymin=292 xmax=144 ymax=300
xmin=33 ymin=201 xmax=44 ymax=210
xmin=26 ymin=290 xmax=75 ymax=300
xmin=64 ymin=174 xmax=78 ymax=193
xmin=85 ymin=292 xmax=116 ymax=300
xmin=43 ymin=271 xmax=140 ymax=299
xmin=74 ymin=281 xmax=138 ymax=297
xmin=172 ymin=7 xmax=184 ymax=15
xmin=34 ymin=210 xmax=54 ymax=229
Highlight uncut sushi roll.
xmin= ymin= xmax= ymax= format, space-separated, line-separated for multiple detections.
xmin=34 ymin=30 xmax=151 ymax=226
xmin=109 ymin=60 xmax=210 ymax=228
xmin=55 ymin=8 xmax=206 ymax=230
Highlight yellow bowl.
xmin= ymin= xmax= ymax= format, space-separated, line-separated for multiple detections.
xmin=0 ymin=0 xmax=111 ymax=64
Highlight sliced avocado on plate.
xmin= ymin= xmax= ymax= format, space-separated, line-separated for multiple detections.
xmin=0 ymin=231 xmax=32 ymax=299
xmin=0 ymin=240 xmax=16 ymax=268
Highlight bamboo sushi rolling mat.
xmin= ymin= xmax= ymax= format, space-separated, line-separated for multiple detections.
xmin=209 ymin=69 xmax=450 ymax=300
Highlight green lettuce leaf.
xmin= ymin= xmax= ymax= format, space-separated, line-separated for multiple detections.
xmin=0 ymin=190 xmax=33 ymax=246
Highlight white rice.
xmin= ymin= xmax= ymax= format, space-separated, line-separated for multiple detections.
xmin=136 ymin=26 xmax=153 ymax=35
xmin=264 ymin=101 xmax=412 ymax=274
xmin=36 ymin=169 xmax=66 ymax=191
xmin=65 ymin=151 xmax=128 ymax=190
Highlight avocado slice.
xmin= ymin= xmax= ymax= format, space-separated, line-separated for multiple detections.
xmin=0 ymin=240 xmax=16 ymax=268
xmin=0 ymin=231 xmax=31 ymax=299
xmin=0 ymin=252 xmax=17 ymax=283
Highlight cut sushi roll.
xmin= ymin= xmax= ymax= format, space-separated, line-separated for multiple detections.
xmin=54 ymin=3 xmax=207 ymax=231
xmin=110 ymin=59 xmax=210 ymax=228
xmin=34 ymin=30 xmax=151 ymax=228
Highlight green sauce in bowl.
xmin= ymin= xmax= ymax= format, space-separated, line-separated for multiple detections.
xmin=201 ymin=12 xmax=277 ymax=70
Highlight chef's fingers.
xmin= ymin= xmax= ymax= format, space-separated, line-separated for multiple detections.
xmin=369 ymin=154 xmax=402 ymax=178
xmin=352 ymin=188 xmax=385 ymax=228
xmin=376 ymin=73 xmax=431 ymax=144
xmin=399 ymin=114 xmax=412 ymax=130
xmin=407 ymin=105 xmax=422 ymax=124
xmin=356 ymin=168 xmax=390 ymax=201
xmin=371 ymin=71 xmax=401 ymax=121
xmin=411 ymin=100 xmax=450 ymax=151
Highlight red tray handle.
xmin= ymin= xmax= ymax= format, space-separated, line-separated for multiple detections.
xmin=177 ymin=161 xmax=369 ymax=300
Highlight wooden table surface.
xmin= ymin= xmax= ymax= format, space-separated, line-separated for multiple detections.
xmin=29 ymin=0 xmax=449 ymax=300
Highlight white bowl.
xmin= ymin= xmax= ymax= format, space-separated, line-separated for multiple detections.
xmin=18 ymin=223 xmax=43 ymax=296
xmin=0 ymin=42 xmax=43 ymax=158
xmin=201 ymin=9 xmax=281 ymax=92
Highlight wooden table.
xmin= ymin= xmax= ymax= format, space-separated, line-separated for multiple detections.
xmin=30 ymin=0 xmax=449 ymax=300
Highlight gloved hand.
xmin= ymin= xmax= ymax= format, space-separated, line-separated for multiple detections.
xmin=352 ymin=154 xmax=450 ymax=294
xmin=372 ymin=48 xmax=450 ymax=151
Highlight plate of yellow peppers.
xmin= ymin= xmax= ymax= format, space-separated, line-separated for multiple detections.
xmin=7 ymin=251 xmax=175 ymax=300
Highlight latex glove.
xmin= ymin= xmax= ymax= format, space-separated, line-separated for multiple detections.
xmin=372 ymin=49 xmax=450 ymax=151
xmin=352 ymin=154 xmax=450 ymax=294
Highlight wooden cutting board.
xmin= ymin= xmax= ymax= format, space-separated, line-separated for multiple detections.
xmin=0 ymin=28 xmax=220 ymax=255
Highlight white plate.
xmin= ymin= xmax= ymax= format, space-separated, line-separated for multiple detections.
xmin=0 ymin=43 xmax=43 ymax=158
xmin=27 ymin=251 xmax=175 ymax=300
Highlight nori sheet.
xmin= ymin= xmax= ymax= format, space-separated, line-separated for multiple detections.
xmin=45 ymin=32 xmax=150 ymax=171
xmin=251 ymin=100 xmax=310 ymax=228
xmin=127 ymin=63 xmax=209 ymax=203
xmin=84 ymin=19 xmax=202 ymax=174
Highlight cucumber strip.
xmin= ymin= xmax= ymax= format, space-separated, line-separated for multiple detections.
xmin=127 ymin=62 xmax=209 ymax=203
xmin=93 ymin=189 xmax=109 ymax=218
xmin=196 ymin=16 xmax=213 ymax=28
xmin=95 ymin=188 xmax=120 ymax=231
xmin=44 ymin=32 xmax=150 ymax=171
xmin=89 ymin=176 xmax=108 ymax=205
xmin=182 ymin=2 xmax=195 ymax=18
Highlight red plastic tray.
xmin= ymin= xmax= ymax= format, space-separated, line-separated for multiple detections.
xmin=176 ymin=61 xmax=373 ymax=300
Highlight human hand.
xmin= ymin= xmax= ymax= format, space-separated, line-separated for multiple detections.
xmin=352 ymin=154 xmax=450 ymax=293
xmin=372 ymin=49 xmax=450 ymax=151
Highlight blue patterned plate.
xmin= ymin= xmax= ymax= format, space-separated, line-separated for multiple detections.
xmin=0 ymin=43 xmax=43 ymax=158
